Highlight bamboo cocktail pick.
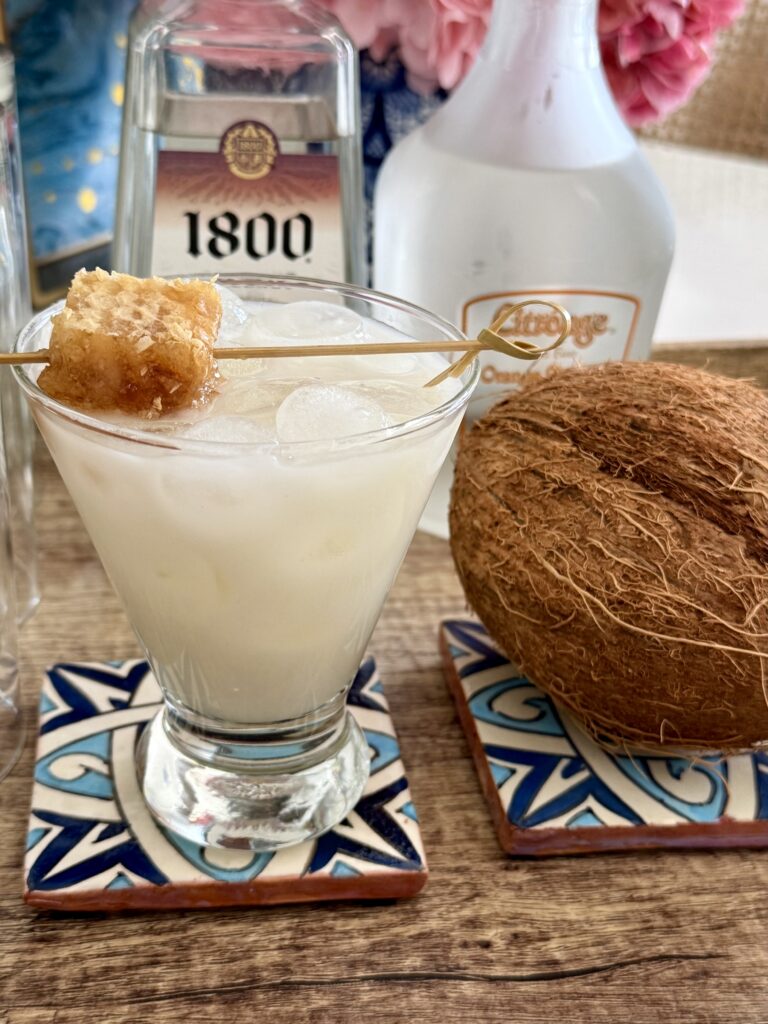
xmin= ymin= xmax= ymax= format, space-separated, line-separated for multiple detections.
xmin=1 ymin=299 xmax=571 ymax=388
xmin=422 ymin=299 xmax=571 ymax=387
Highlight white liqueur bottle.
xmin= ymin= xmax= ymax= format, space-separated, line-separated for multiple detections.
xmin=114 ymin=0 xmax=364 ymax=283
xmin=374 ymin=0 xmax=675 ymax=426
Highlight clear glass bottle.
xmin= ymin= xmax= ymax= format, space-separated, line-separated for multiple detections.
xmin=0 ymin=46 xmax=38 ymax=622
xmin=374 ymin=0 xmax=675 ymax=425
xmin=114 ymin=0 xmax=364 ymax=284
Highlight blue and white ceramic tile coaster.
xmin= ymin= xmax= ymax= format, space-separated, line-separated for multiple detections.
xmin=441 ymin=619 xmax=768 ymax=856
xmin=25 ymin=657 xmax=426 ymax=911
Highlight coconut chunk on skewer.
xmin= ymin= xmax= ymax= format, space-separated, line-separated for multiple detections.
xmin=38 ymin=269 xmax=221 ymax=417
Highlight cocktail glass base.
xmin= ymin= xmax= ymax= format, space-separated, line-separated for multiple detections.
xmin=136 ymin=695 xmax=370 ymax=851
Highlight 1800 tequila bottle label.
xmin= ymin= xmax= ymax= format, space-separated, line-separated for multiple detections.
xmin=150 ymin=121 xmax=345 ymax=280
xmin=462 ymin=288 xmax=642 ymax=419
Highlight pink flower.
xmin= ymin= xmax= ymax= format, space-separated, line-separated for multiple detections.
xmin=426 ymin=0 xmax=492 ymax=90
xmin=600 ymin=0 xmax=745 ymax=124
xmin=391 ymin=0 xmax=440 ymax=89
xmin=316 ymin=0 xmax=491 ymax=92
xmin=316 ymin=0 xmax=742 ymax=125
xmin=320 ymin=0 xmax=412 ymax=56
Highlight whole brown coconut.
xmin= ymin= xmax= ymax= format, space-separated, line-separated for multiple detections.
xmin=450 ymin=362 xmax=768 ymax=753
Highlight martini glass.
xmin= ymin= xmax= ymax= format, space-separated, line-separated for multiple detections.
xmin=14 ymin=276 xmax=478 ymax=849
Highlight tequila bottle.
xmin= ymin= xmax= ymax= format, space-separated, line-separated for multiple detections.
xmin=114 ymin=0 xmax=364 ymax=284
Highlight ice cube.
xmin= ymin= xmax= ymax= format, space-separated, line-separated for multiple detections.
xmin=212 ymin=377 xmax=301 ymax=419
xmin=177 ymin=415 xmax=274 ymax=444
xmin=254 ymin=301 xmax=364 ymax=343
xmin=216 ymin=285 xmax=251 ymax=343
xmin=254 ymin=350 xmax=420 ymax=384
xmin=343 ymin=352 xmax=419 ymax=377
xmin=215 ymin=302 xmax=288 ymax=380
xmin=214 ymin=290 xmax=275 ymax=386
xmin=276 ymin=383 xmax=391 ymax=443
xmin=344 ymin=380 xmax=439 ymax=423
xmin=216 ymin=349 xmax=267 ymax=380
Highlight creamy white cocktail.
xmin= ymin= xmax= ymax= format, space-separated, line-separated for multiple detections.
xmin=16 ymin=277 xmax=477 ymax=849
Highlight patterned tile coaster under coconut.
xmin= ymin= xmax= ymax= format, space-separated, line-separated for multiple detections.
xmin=446 ymin=361 xmax=768 ymax=857
xmin=24 ymin=658 xmax=426 ymax=911
xmin=441 ymin=619 xmax=768 ymax=855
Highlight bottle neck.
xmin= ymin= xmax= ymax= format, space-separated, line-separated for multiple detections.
xmin=483 ymin=0 xmax=600 ymax=71
xmin=427 ymin=0 xmax=636 ymax=170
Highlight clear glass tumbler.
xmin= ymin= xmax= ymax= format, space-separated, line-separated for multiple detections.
xmin=0 ymin=45 xmax=36 ymax=779
xmin=14 ymin=276 xmax=478 ymax=849
xmin=0 ymin=432 xmax=21 ymax=781
xmin=0 ymin=46 xmax=38 ymax=624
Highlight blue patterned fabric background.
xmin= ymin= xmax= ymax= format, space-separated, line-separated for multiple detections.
xmin=359 ymin=52 xmax=444 ymax=261
xmin=7 ymin=0 xmax=135 ymax=263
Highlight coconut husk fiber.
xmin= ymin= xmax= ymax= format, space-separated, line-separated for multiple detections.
xmin=450 ymin=361 xmax=768 ymax=753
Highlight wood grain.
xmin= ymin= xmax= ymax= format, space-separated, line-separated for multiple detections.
xmin=2 ymin=345 xmax=768 ymax=1023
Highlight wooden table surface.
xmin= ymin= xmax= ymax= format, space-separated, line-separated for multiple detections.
xmin=2 ymin=345 xmax=768 ymax=1024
